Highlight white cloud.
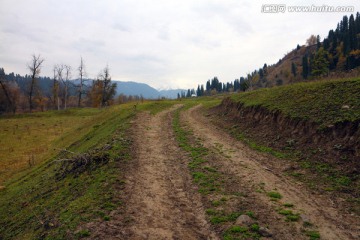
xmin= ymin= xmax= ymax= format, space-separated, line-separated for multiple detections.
xmin=0 ymin=0 xmax=358 ymax=89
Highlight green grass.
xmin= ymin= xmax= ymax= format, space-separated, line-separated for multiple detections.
xmin=173 ymin=108 xmax=222 ymax=194
xmin=306 ymin=231 xmax=321 ymax=240
xmin=223 ymin=224 xmax=261 ymax=240
xmin=278 ymin=209 xmax=300 ymax=222
xmin=0 ymin=103 xmax=137 ymax=239
xmin=75 ymin=229 xmax=91 ymax=238
xmin=231 ymin=78 xmax=360 ymax=128
xmin=209 ymin=211 xmax=242 ymax=224
xmin=283 ymin=203 xmax=294 ymax=208
xmin=267 ymin=191 xmax=282 ymax=199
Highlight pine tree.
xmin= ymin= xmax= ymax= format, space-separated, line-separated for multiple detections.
xmin=349 ymin=14 xmax=357 ymax=50
xmin=233 ymin=79 xmax=240 ymax=91
xmin=196 ymin=85 xmax=201 ymax=96
xmin=206 ymin=80 xmax=211 ymax=93
xmin=259 ymin=68 xmax=264 ymax=78
xmin=186 ymin=89 xmax=191 ymax=98
xmin=316 ymin=35 xmax=321 ymax=50
xmin=200 ymin=85 xmax=205 ymax=96
xmin=302 ymin=55 xmax=309 ymax=79
xmin=311 ymin=47 xmax=330 ymax=76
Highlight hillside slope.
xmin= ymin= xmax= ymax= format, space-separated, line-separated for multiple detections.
xmin=212 ymin=78 xmax=360 ymax=213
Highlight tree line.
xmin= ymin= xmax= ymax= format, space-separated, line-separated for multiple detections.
xmin=184 ymin=12 xmax=360 ymax=97
xmin=302 ymin=12 xmax=360 ymax=79
xmin=177 ymin=76 xmax=250 ymax=99
xmin=0 ymin=55 xmax=118 ymax=114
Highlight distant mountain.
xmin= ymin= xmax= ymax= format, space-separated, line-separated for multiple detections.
xmin=159 ymin=89 xmax=186 ymax=99
xmin=1 ymin=71 xmax=184 ymax=100
xmin=114 ymin=81 xmax=185 ymax=99
xmin=115 ymin=81 xmax=160 ymax=99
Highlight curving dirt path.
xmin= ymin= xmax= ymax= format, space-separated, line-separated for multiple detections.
xmin=83 ymin=104 xmax=359 ymax=239
xmin=182 ymin=105 xmax=360 ymax=240
xmin=118 ymin=105 xmax=217 ymax=240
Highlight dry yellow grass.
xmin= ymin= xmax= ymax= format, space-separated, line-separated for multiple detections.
xmin=0 ymin=108 xmax=108 ymax=185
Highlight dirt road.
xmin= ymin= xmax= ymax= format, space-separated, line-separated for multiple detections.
xmin=117 ymin=105 xmax=217 ymax=240
xmin=88 ymin=104 xmax=359 ymax=239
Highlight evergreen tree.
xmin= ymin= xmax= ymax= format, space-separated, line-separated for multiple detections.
xmin=259 ymin=68 xmax=264 ymax=78
xmin=233 ymin=79 xmax=240 ymax=91
xmin=239 ymin=79 xmax=249 ymax=92
xmin=346 ymin=49 xmax=360 ymax=69
xmin=308 ymin=53 xmax=314 ymax=76
xmin=196 ymin=85 xmax=201 ymax=96
xmin=186 ymin=89 xmax=191 ymax=98
xmin=349 ymin=14 xmax=357 ymax=50
xmin=316 ymin=35 xmax=321 ymax=50
xmin=311 ymin=47 xmax=330 ymax=76
xmin=302 ymin=55 xmax=309 ymax=79
xmin=341 ymin=15 xmax=350 ymax=55
xmin=263 ymin=63 xmax=268 ymax=75
xmin=206 ymin=80 xmax=211 ymax=93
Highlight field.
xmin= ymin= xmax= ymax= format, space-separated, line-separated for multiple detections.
xmin=0 ymin=79 xmax=359 ymax=239
xmin=0 ymin=108 xmax=113 ymax=185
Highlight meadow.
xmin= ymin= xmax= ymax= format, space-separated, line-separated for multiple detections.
xmin=0 ymin=108 xmax=114 ymax=185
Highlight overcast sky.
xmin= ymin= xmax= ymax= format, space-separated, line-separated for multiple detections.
xmin=0 ymin=0 xmax=358 ymax=89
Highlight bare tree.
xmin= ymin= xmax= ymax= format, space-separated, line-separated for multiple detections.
xmin=63 ymin=65 xmax=71 ymax=110
xmin=52 ymin=66 xmax=60 ymax=110
xmin=54 ymin=64 xmax=71 ymax=110
xmin=27 ymin=54 xmax=44 ymax=112
xmin=55 ymin=64 xmax=64 ymax=109
xmin=77 ymin=57 xmax=86 ymax=107
xmin=306 ymin=35 xmax=317 ymax=46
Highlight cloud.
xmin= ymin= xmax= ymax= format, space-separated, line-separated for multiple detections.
xmin=72 ymin=38 xmax=106 ymax=53
xmin=0 ymin=0 xmax=358 ymax=89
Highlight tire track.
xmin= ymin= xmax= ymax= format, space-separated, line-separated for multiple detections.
xmin=121 ymin=105 xmax=217 ymax=240
xmin=182 ymin=105 xmax=359 ymax=240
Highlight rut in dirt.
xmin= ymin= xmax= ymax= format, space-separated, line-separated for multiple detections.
xmin=120 ymin=105 xmax=217 ymax=240
xmin=182 ymin=105 xmax=359 ymax=240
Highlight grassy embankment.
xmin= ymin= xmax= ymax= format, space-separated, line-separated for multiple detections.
xmin=225 ymin=78 xmax=360 ymax=212
xmin=231 ymin=78 xmax=360 ymax=127
xmin=227 ymin=78 xmax=360 ymax=159
xmin=0 ymin=101 xmax=161 ymax=239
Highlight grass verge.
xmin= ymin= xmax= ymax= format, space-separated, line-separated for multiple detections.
xmin=230 ymin=78 xmax=360 ymax=127
xmin=0 ymin=104 xmax=135 ymax=239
